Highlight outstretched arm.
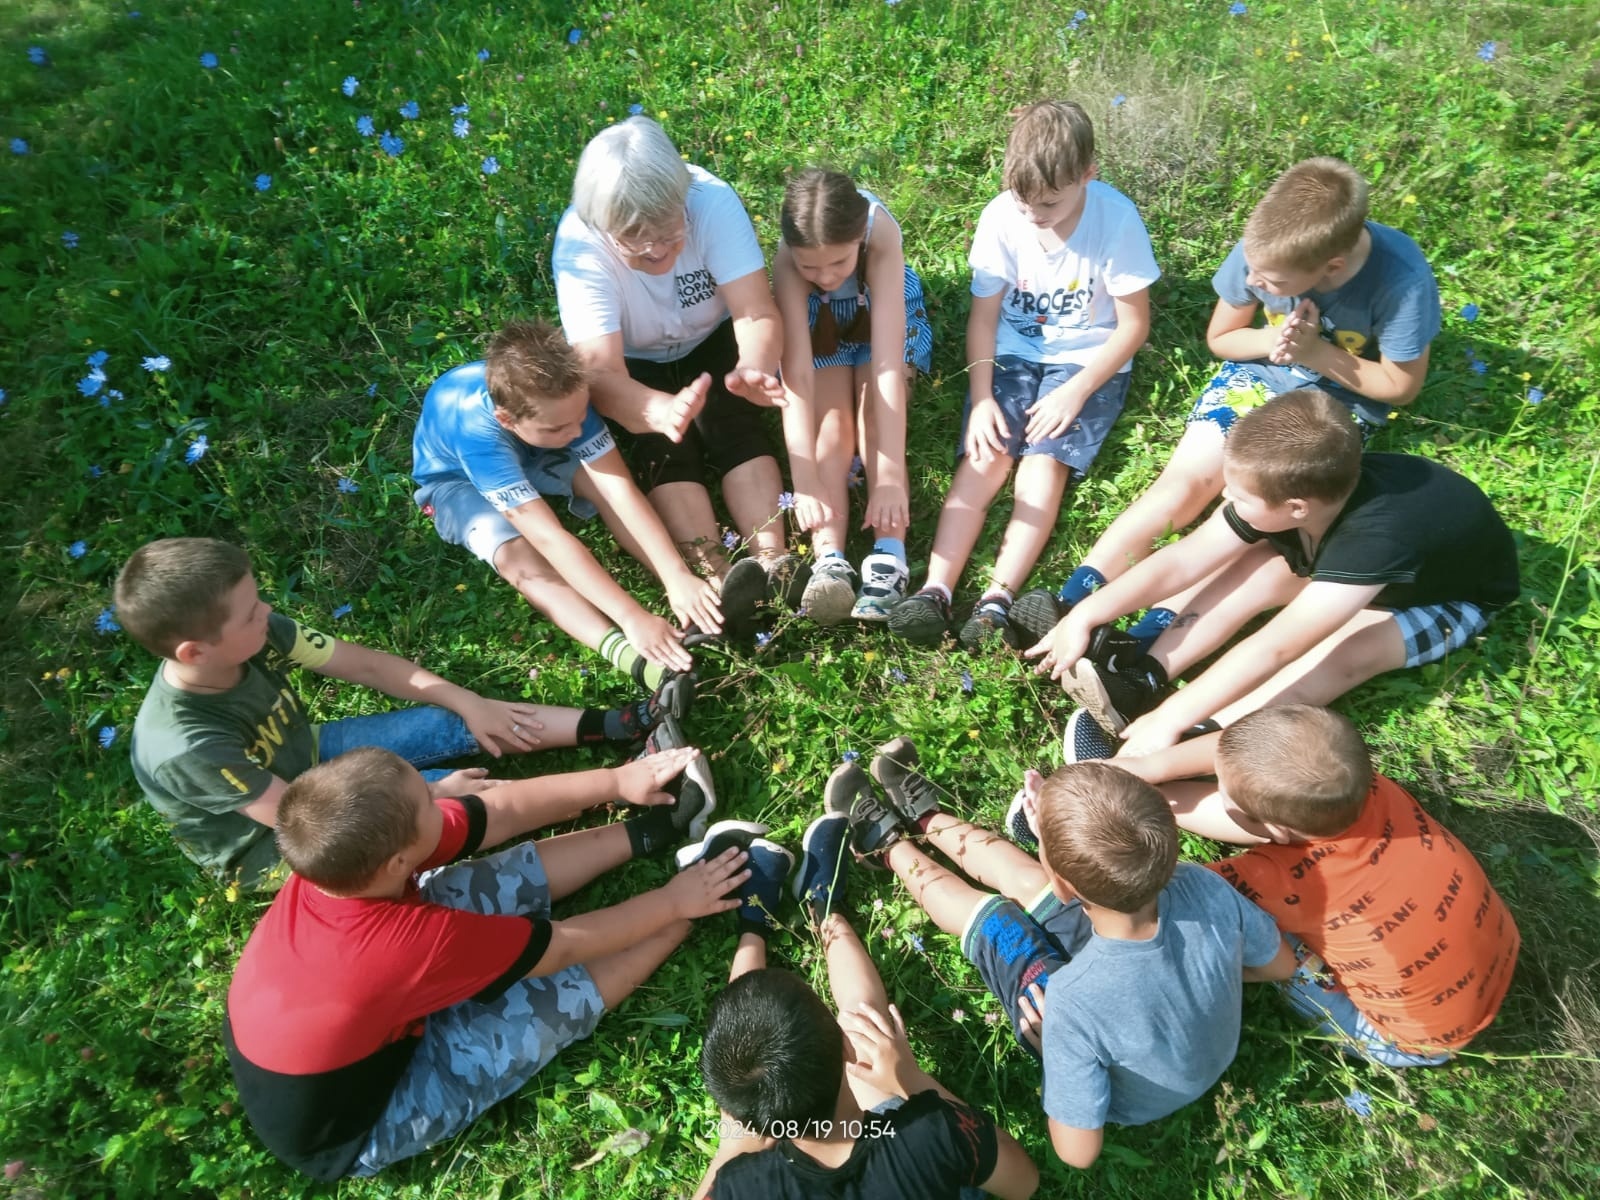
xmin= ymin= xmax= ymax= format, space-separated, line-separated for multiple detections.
xmin=477 ymin=747 xmax=701 ymax=848
xmin=574 ymin=330 xmax=707 ymax=441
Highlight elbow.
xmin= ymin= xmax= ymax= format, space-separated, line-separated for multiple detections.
xmin=1058 ymin=1145 xmax=1100 ymax=1171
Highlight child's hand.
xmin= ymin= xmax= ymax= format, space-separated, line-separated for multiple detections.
xmin=724 ymin=365 xmax=786 ymax=407
xmin=1024 ymin=381 xmax=1088 ymax=444
xmin=666 ymin=845 xmax=750 ymax=920
xmin=425 ymin=767 xmax=505 ymax=799
xmin=647 ymin=373 xmax=711 ymax=443
xmin=1011 ymin=768 xmax=1046 ymax=839
xmin=458 ymin=696 xmax=546 ymax=755
xmin=1269 ymin=298 xmax=1323 ymax=367
xmin=1117 ymin=710 xmax=1186 ymax=758
xmin=965 ymin=397 xmax=1012 ymax=465
xmin=862 ymin=481 xmax=909 ymax=537
xmin=1017 ymin=981 xmax=1047 ymax=1053
xmin=614 ymin=747 xmax=701 ymax=807
xmin=840 ymin=1002 xmax=924 ymax=1099
xmin=668 ymin=571 xmax=724 ymax=636
xmin=791 ymin=488 xmax=833 ymax=534
xmin=1024 ymin=612 xmax=1087 ymax=679
xmin=620 ymin=611 xmax=693 ymax=673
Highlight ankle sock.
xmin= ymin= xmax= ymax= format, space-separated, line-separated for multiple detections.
xmin=575 ymin=699 xmax=658 ymax=744
xmin=1127 ymin=606 xmax=1176 ymax=651
xmin=623 ymin=807 xmax=678 ymax=858
xmin=599 ymin=627 xmax=669 ymax=690
xmin=919 ymin=581 xmax=953 ymax=605
xmin=821 ymin=549 xmax=848 ymax=562
xmin=976 ymin=586 xmax=1014 ymax=617
xmin=872 ymin=537 xmax=907 ymax=564
xmin=1059 ymin=565 xmax=1106 ymax=607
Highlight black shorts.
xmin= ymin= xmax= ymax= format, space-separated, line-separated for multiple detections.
xmin=620 ymin=319 xmax=777 ymax=490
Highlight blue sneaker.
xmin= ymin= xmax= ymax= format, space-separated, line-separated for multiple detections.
xmin=1063 ymin=708 xmax=1117 ymax=763
xmin=675 ymin=820 xmax=793 ymax=930
xmin=793 ymin=812 xmax=851 ymax=923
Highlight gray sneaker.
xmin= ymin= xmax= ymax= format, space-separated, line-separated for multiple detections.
xmin=800 ymin=555 xmax=857 ymax=625
xmin=851 ymin=553 xmax=909 ymax=622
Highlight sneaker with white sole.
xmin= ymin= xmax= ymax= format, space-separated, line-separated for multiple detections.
xmin=1062 ymin=708 xmax=1117 ymax=763
xmin=824 ymin=760 xmax=902 ymax=859
xmin=674 ymin=820 xmax=793 ymax=930
xmin=870 ymin=737 xmax=944 ymax=826
xmin=1063 ymin=658 xmax=1168 ymax=735
xmin=851 ymin=553 xmax=910 ymax=623
xmin=793 ymin=811 xmax=851 ymax=924
xmin=800 ymin=555 xmax=857 ymax=625
xmin=1004 ymin=789 xmax=1038 ymax=852
xmin=636 ymin=713 xmax=716 ymax=840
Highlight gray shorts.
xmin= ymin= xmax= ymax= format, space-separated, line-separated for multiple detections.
xmin=416 ymin=473 xmax=598 ymax=566
xmin=350 ymin=842 xmax=605 ymax=1177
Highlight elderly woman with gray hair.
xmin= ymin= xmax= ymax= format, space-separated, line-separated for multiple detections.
xmin=554 ymin=118 xmax=805 ymax=634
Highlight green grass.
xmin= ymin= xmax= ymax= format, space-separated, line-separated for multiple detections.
xmin=2 ymin=0 xmax=1598 ymax=1196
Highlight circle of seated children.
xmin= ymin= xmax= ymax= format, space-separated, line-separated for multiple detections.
xmin=121 ymin=102 xmax=1520 ymax=1193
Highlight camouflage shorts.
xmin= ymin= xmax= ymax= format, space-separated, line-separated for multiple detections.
xmin=350 ymin=841 xmax=605 ymax=1177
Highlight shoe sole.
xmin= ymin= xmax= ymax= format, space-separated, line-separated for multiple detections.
xmin=887 ymin=603 xmax=948 ymax=644
xmin=766 ymin=555 xmax=813 ymax=611
xmin=802 ymin=574 xmax=857 ymax=625
xmin=680 ymin=753 xmax=718 ymax=841
xmin=1009 ymin=590 xmax=1064 ymax=649
xmin=719 ymin=559 xmax=770 ymax=637
xmin=673 ymin=819 xmax=770 ymax=872
xmin=1063 ymin=659 xmax=1131 ymax=735
xmin=851 ymin=597 xmax=899 ymax=623
xmin=957 ymin=615 xmax=1016 ymax=652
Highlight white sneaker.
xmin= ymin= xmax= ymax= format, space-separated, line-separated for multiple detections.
xmin=800 ymin=555 xmax=857 ymax=625
xmin=851 ymin=553 xmax=909 ymax=622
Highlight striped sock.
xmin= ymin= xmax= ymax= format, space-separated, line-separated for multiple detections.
xmin=598 ymin=628 xmax=668 ymax=690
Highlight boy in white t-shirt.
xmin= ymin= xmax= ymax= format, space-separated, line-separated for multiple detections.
xmin=888 ymin=101 xmax=1159 ymax=651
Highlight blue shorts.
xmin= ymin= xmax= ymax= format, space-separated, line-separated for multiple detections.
xmin=416 ymin=473 xmax=598 ymax=566
xmin=957 ymin=358 xmax=1130 ymax=477
xmin=808 ymin=264 xmax=934 ymax=374
xmin=1186 ymin=361 xmax=1381 ymax=443
xmin=1388 ymin=600 xmax=1492 ymax=669
xmin=960 ymin=889 xmax=1086 ymax=1056
xmin=1280 ymin=937 xmax=1452 ymax=1068
xmin=351 ymin=842 xmax=606 ymax=1176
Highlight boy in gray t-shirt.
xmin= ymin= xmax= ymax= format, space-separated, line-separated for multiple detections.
xmin=835 ymin=740 xmax=1294 ymax=1168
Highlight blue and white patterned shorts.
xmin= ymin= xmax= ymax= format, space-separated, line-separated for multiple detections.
xmin=1389 ymin=600 xmax=1491 ymax=669
xmin=1187 ymin=360 xmax=1381 ymax=443
xmin=808 ymin=264 xmax=934 ymax=373
xmin=957 ymin=357 xmax=1131 ymax=478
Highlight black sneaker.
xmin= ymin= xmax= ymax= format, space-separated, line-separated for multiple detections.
xmin=957 ymin=604 xmax=1018 ymax=651
xmin=869 ymin=737 xmax=943 ymax=826
xmin=719 ymin=558 xmax=770 ymax=639
xmin=636 ymin=713 xmax=716 ymax=840
xmin=675 ymin=820 xmax=793 ymax=929
xmin=649 ymin=672 xmax=696 ymax=723
xmin=1008 ymin=589 xmax=1065 ymax=648
xmin=1004 ymin=789 xmax=1038 ymax=852
xmin=887 ymin=588 xmax=952 ymax=646
xmin=793 ymin=811 xmax=851 ymax=923
xmin=1062 ymin=658 xmax=1168 ymax=735
xmin=1085 ymin=624 xmax=1147 ymax=672
xmin=1062 ymin=708 xmax=1117 ymax=763
xmin=824 ymin=760 xmax=903 ymax=859
xmin=764 ymin=553 xmax=813 ymax=612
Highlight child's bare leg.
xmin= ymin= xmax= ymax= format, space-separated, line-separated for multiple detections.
xmin=884 ymin=840 xmax=995 ymax=939
xmin=587 ymin=918 xmax=693 ymax=1008
xmin=1212 ymin=608 xmax=1405 ymax=725
xmin=537 ymin=824 xmax=635 ymax=901
xmin=924 ymin=455 xmax=1013 ymax=593
xmin=1162 ymin=780 xmax=1272 ymax=843
xmin=818 ymin=911 xmax=890 ymax=1015
xmin=1147 ymin=544 xmax=1304 ymax=677
xmin=573 ymin=471 xmax=659 ymax=572
xmin=808 ymin=366 xmax=857 ymax=554
xmin=493 ymin=539 xmax=625 ymax=649
xmin=1081 ymin=422 xmax=1227 ymax=581
xmin=989 ymin=455 xmax=1071 ymax=591
xmin=728 ymin=930 xmax=768 ymax=983
xmin=855 ymin=364 xmax=915 ymax=542
xmin=646 ymin=481 xmax=733 ymax=577
xmin=921 ymin=813 xmax=1049 ymax=904
xmin=722 ymin=455 xmax=789 ymax=558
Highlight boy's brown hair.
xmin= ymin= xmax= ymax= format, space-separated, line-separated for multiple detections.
xmin=275 ymin=747 xmax=422 ymax=891
xmin=484 ymin=320 xmax=588 ymax=421
xmin=114 ymin=537 xmax=253 ymax=657
xmin=1225 ymin=389 xmax=1363 ymax=504
xmin=1003 ymin=100 xmax=1095 ymax=203
xmin=781 ymin=167 xmax=870 ymax=249
xmin=1036 ymin=763 xmax=1178 ymax=912
xmin=1215 ymin=705 xmax=1372 ymax=837
xmin=1243 ymin=157 xmax=1369 ymax=271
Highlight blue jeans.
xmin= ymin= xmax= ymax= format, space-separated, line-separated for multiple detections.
xmin=1280 ymin=938 xmax=1453 ymax=1068
xmin=316 ymin=706 xmax=480 ymax=783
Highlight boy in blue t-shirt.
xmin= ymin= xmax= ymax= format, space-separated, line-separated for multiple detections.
xmin=413 ymin=320 xmax=732 ymax=688
xmin=830 ymin=739 xmax=1294 ymax=1168
xmin=1011 ymin=156 xmax=1441 ymax=650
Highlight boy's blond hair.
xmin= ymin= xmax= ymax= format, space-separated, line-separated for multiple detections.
xmin=1243 ymin=157 xmax=1369 ymax=271
xmin=1215 ymin=706 xmax=1372 ymax=837
xmin=1225 ymin=389 xmax=1363 ymax=505
xmin=114 ymin=537 xmax=253 ymax=657
xmin=484 ymin=320 xmax=588 ymax=421
xmin=1002 ymin=100 xmax=1095 ymax=203
xmin=275 ymin=748 xmax=421 ymax=891
xmin=1036 ymin=763 xmax=1177 ymax=912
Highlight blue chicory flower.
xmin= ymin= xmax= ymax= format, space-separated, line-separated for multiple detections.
xmin=104 ymin=389 xmax=123 ymax=405
xmin=1344 ymin=1090 xmax=1374 ymax=1119
xmin=453 ymin=117 xmax=470 ymax=138
xmin=721 ymin=530 xmax=739 ymax=550
xmin=1477 ymin=41 xmax=1497 ymax=62
xmin=342 ymin=75 xmax=358 ymax=96
xmin=87 ymin=350 xmax=109 ymax=369
xmin=28 ymin=46 xmax=48 ymax=65
xmin=568 ymin=28 xmax=583 ymax=44
xmin=1469 ymin=359 xmax=1487 ymax=375
xmin=199 ymin=51 xmax=219 ymax=69
xmin=961 ymin=669 xmax=974 ymax=695
xmin=777 ymin=491 xmax=795 ymax=512
xmin=1229 ymin=1 xmax=1247 ymax=13
xmin=69 ymin=541 xmax=88 ymax=559
xmin=1526 ymin=387 xmax=1544 ymax=405
xmin=1112 ymin=93 xmax=1127 ymax=107
xmin=481 ymin=155 xmax=499 ymax=175
xmin=451 ymin=103 xmax=470 ymax=115
xmin=332 ymin=602 xmax=354 ymax=619
xmin=98 ymin=726 xmax=117 ymax=749
xmin=909 ymin=933 xmax=925 ymax=953
xmin=337 ymin=477 xmax=360 ymax=493
xmin=11 ymin=138 xmax=29 ymax=155
xmin=141 ymin=355 xmax=171 ymax=372
xmin=754 ymin=631 xmax=772 ymax=648
xmin=356 ymin=114 xmax=376 ymax=137
xmin=628 ymin=102 xmax=644 ymax=115
xmin=254 ymin=173 xmax=271 ymax=192
xmin=185 ymin=435 xmax=209 ymax=464
xmin=889 ymin=667 xmax=908 ymax=684
xmin=399 ymin=100 xmax=419 ymax=119
xmin=842 ymin=750 xmax=860 ymax=763
xmin=62 ymin=230 xmax=79 ymax=248
xmin=78 ymin=371 xmax=106 ymax=397
xmin=380 ymin=130 xmax=404 ymax=157
xmin=95 ymin=606 xmax=121 ymax=633
xmin=88 ymin=464 xmax=103 ymax=478
xmin=366 ymin=381 xmax=379 ymax=396
xmin=477 ymin=48 xmax=491 ymax=62
xmin=1459 ymin=302 xmax=1480 ymax=321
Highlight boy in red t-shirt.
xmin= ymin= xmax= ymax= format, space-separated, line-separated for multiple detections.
xmin=1069 ymin=703 xmax=1519 ymax=1065
xmin=224 ymin=744 xmax=748 ymax=1180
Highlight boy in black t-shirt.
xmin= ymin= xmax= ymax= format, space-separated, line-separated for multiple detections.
xmin=692 ymin=777 xmax=1039 ymax=1200
xmin=1027 ymin=389 xmax=1518 ymax=755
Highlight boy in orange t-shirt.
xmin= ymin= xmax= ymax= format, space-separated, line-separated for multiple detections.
xmin=1077 ymin=703 xmax=1518 ymax=1065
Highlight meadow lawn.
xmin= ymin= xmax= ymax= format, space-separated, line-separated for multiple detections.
xmin=2 ymin=0 xmax=1598 ymax=1196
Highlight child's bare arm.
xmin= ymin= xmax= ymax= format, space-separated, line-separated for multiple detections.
xmin=1243 ymin=936 xmax=1298 ymax=982
xmin=1205 ymin=297 xmax=1278 ymax=362
xmin=964 ymin=291 xmax=1010 ymax=464
xmin=477 ymin=747 xmax=699 ymax=849
xmin=1112 ymin=733 xmax=1222 ymax=785
xmin=1024 ymin=286 xmax=1150 ymax=444
xmin=1280 ymin=320 xmax=1430 ymax=405
xmin=572 ymin=331 xmax=706 ymax=442
xmin=1163 ymin=781 xmax=1273 ymax=844
xmin=862 ymin=219 xmax=911 ymax=534
xmin=1047 ymin=1117 xmax=1105 ymax=1170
